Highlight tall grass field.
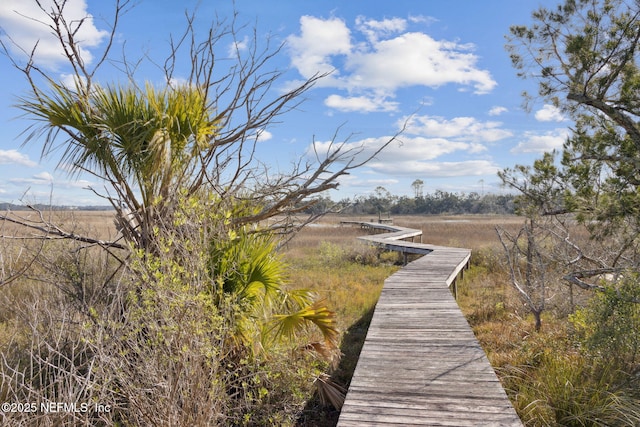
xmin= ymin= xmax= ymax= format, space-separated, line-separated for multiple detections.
xmin=1 ymin=211 xmax=638 ymax=426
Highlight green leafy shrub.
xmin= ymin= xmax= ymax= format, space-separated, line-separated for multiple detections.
xmin=0 ymin=195 xmax=341 ymax=426
xmin=570 ymin=273 xmax=640 ymax=371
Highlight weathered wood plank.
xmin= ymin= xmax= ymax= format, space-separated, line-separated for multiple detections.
xmin=337 ymin=223 xmax=521 ymax=426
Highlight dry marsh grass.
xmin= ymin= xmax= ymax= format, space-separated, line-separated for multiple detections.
xmin=283 ymin=214 xmax=545 ymax=424
xmin=283 ymin=214 xmax=527 ymax=326
xmin=290 ymin=214 xmax=626 ymax=426
xmin=4 ymin=211 xmax=615 ymax=425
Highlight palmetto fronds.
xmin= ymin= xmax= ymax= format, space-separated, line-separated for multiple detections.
xmin=20 ymin=82 xmax=218 ymax=207
xmin=314 ymin=373 xmax=347 ymax=410
xmin=270 ymin=301 xmax=339 ymax=354
xmin=209 ymin=229 xmax=339 ymax=360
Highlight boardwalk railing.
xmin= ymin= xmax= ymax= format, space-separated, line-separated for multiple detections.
xmin=337 ymin=222 xmax=522 ymax=426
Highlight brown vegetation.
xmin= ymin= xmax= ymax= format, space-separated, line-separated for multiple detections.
xmin=2 ymin=212 xmax=638 ymax=425
xmin=288 ymin=214 xmax=640 ymax=426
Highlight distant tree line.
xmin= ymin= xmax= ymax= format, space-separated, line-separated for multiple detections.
xmin=304 ymin=188 xmax=516 ymax=216
xmin=2 ymin=190 xmax=516 ymax=216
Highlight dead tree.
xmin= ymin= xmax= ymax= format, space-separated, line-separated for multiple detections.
xmin=0 ymin=0 xmax=403 ymax=253
xmin=496 ymin=219 xmax=549 ymax=331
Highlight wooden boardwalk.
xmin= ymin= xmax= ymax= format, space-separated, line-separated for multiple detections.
xmin=338 ymin=223 xmax=522 ymax=426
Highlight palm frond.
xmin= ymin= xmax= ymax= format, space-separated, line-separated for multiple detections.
xmin=18 ymin=81 xmax=219 ymax=208
xmin=210 ymin=230 xmax=286 ymax=304
xmin=269 ymin=300 xmax=339 ymax=352
xmin=314 ymin=373 xmax=347 ymax=410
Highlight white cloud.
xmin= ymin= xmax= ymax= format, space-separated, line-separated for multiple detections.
xmin=408 ymin=15 xmax=438 ymax=25
xmin=0 ymin=149 xmax=37 ymax=167
xmin=308 ymin=113 xmax=511 ymax=180
xmin=0 ymin=0 xmax=108 ymax=69
xmin=5 ymin=171 xmax=96 ymax=204
xmin=312 ymin=135 xmax=480 ymax=171
xmin=345 ymin=32 xmax=496 ymax=95
xmin=337 ymin=174 xmax=400 ymax=190
xmin=228 ymin=35 xmax=250 ymax=56
xmin=511 ymin=128 xmax=569 ymax=154
xmin=489 ymin=106 xmax=508 ymax=116
xmin=368 ymin=159 xmax=500 ymax=177
xmin=59 ymin=178 xmax=93 ymax=189
xmin=287 ymin=15 xmax=496 ymax=113
xmin=310 ymin=113 xmax=511 ymax=177
xmin=382 ymin=136 xmax=472 ymax=160
xmin=60 ymin=73 xmax=87 ymax=89
xmin=535 ymin=104 xmax=566 ymax=122
xmin=324 ymin=94 xmax=399 ymax=113
xmin=286 ymin=16 xmax=352 ymax=81
xmin=254 ymin=129 xmax=273 ymax=142
xmin=402 ymin=115 xmax=512 ymax=143
xmin=35 ymin=171 xmax=54 ymax=182
xmin=355 ymin=16 xmax=407 ymax=43
xmin=34 ymin=172 xmax=53 ymax=182
xmin=10 ymin=171 xmax=54 ymax=185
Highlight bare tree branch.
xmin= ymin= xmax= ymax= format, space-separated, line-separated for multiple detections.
xmin=0 ymin=209 xmax=126 ymax=251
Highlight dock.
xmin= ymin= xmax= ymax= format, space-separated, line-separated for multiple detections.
xmin=337 ymin=222 xmax=522 ymax=426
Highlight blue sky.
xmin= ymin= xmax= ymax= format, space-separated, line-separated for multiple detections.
xmin=0 ymin=0 xmax=567 ymax=206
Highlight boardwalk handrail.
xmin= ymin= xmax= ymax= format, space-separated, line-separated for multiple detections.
xmin=355 ymin=222 xmax=432 ymax=264
xmin=337 ymin=222 xmax=522 ymax=426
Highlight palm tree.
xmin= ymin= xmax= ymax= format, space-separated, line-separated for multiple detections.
xmin=20 ymin=81 xmax=218 ymax=250
xmin=21 ymin=79 xmax=340 ymax=364
xmin=1 ymin=3 xmax=406 ymax=416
